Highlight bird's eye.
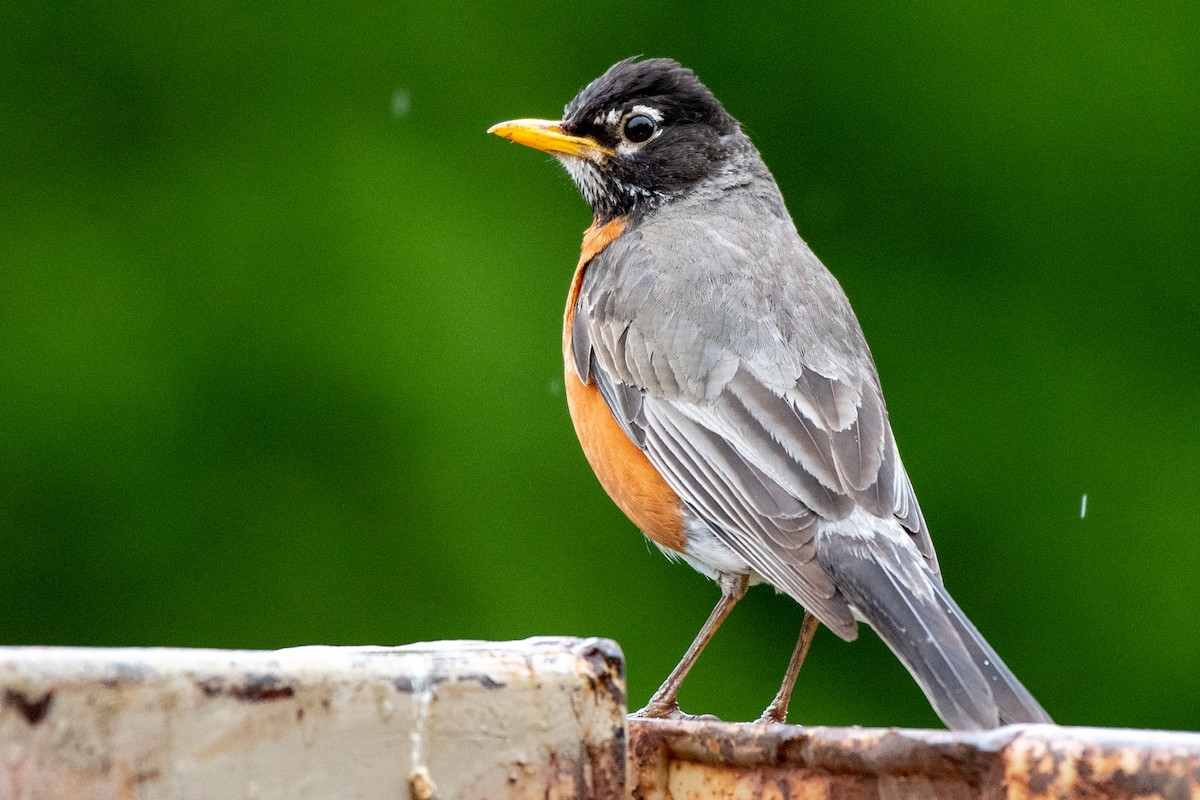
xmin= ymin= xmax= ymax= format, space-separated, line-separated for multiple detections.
xmin=622 ymin=114 xmax=657 ymax=144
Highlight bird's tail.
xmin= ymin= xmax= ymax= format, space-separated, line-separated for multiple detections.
xmin=819 ymin=534 xmax=1053 ymax=731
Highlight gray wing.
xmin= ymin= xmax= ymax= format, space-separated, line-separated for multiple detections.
xmin=572 ymin=229 xmax=932 ymax=641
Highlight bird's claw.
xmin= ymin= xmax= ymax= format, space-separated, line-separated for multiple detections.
xmin=755 ymin=708 xmax=789 ymax=725
xmin=632 ymin=699 xmax=720 ymax=722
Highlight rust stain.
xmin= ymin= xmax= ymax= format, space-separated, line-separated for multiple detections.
xmin=578 ymin=639 xmax=627 ymax=714
xmin=630 ymin=720 xmax=670 ymax=800
xmin=571 ymin=639 xmax=627 ymax=799
xmin=629 ymin=719 xmax=1200 ymax=800
xmin=585 ymin=738 xmax=626 ymax=800
xmin=230 ymin=684 xmax=294 ymax=702
xmin=198 ymin=676 xmax=295 ymax=702
xmin=2 ymin=688 xmax=54 ymax=725
xmin=195 ymin=705 xmax=297 ymax=761
xmin=1006 ymin=735 xmax=1200 ymax=800
xmin=117 ymin=763 xmax=163 ymax=797
xmin=502 ymin=747 xmax=611 ymax=800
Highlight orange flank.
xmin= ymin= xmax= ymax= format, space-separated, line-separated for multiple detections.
xmin=563 ymin=217 xmax=687 ymax=553
xmin=562 ymin=216 xmax=628 ymax=340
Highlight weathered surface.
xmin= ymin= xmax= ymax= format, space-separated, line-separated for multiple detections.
xmin=629 ymin=717 xmax=1200 ymax=800
xmin=5 ymin=640 xmax=1199 ymax=799
xmin=0 ymin=637 xmax=626 ymax=800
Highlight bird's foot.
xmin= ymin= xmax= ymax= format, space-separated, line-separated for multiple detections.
xmin=632 ymin=698 xmax=720 ymax=722
xmin=755 ymin=706 xmax=789 ymax=725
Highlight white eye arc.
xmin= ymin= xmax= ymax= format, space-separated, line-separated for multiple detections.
xmin=616 ymin=105 xmax=664 ymax=153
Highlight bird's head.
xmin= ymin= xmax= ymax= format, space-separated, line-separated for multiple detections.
xmin=489 ymin=58 xmax=740 ymax=222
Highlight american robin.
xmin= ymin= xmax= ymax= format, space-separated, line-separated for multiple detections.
xmin=489 ymin=57 xmax=1052 ymax=730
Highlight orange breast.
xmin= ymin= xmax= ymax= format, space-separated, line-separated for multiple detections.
xmin=563 ymin=218 xmax=687 ymax=553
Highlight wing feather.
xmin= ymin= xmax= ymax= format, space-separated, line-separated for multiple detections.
xmin=572 ymin=227 xmax=934 ymax=635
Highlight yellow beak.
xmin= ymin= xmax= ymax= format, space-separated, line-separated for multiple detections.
xmin=487 ymin=118 xmax=614 ymax=160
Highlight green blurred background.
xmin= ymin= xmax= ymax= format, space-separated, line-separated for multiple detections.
xmin=2 ymin=1 xmax=1198 ymax=731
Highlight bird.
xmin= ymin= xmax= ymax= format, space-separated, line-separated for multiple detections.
xmin=488 ymin=57 xmax=1052 ymax=730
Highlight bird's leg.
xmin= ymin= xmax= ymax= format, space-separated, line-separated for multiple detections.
xmin=758 ymin=611 xmax=820 ymax=724
xmin=634 ymin=573 xmax=748 ymax=720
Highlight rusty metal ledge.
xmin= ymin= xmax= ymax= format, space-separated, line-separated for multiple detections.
xmin=629 ymin=717 xmax=1200 ymax=800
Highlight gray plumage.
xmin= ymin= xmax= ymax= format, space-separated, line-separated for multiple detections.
xmin=566 ymin=77 xmax=1050 ymax=728
xmin=570 ymin=144 xmax=923 ymax=634
xmin=495 ymin=56 xmax=1052 ymax=730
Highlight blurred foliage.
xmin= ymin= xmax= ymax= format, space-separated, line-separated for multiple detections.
xmin=2 ymin=0 xmax=1198 ymax=731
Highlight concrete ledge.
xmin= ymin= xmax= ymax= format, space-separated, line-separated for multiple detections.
xmin=0 ymin=638 xmax=626 ymax=800
xmin=5 ymin=640 xmax=1199 ymax=799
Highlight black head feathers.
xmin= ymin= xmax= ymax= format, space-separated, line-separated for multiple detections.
xmin=563 ymin=58 xmax=738 ymax=136
xmin=555 ymin=58 xmax=743 ymax=221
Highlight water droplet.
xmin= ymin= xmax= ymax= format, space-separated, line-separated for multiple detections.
xmin=392 ymin=89 xmax=412 ymax=119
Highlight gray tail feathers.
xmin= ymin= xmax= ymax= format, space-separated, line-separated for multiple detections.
xmin=820 ymin=536 xmax=1053 ymax=731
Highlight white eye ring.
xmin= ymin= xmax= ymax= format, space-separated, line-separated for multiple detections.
xmin=616 ymin=105 xmax=664 ymax=153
